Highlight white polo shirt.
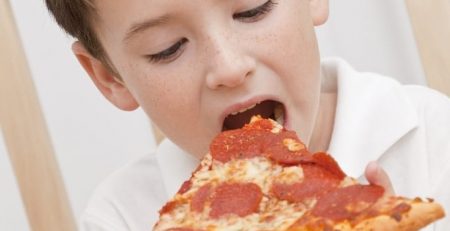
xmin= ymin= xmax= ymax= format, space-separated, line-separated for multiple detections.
xmin=80 ymin=58 xmax=450 ymax=231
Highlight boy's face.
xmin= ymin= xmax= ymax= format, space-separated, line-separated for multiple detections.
xmin=85 ymin=0 xmax=328 ymax=157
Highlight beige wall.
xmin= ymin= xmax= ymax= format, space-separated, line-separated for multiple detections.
xmin=405 ymin=0 xmax=450 ymax=96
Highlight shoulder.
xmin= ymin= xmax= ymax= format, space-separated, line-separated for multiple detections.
xmin=370 ymin=76 xmax=450 ymax=152
xmin=80 ymin=153 xmax=167 ymax=231
xmin=401 ymin=86 xmax=450 ymax=230
xmin=402 ymin=85 xmax=450 ymax=113
xmin=403 ymin=85 xmax=450 ymax=159
xmin=326 ymin=57 xmax=450 ymax=113
xmin=322 ymin=57 xmax=411 ymax=99
xmin=401 ymin=85 xmax=450 ymax=139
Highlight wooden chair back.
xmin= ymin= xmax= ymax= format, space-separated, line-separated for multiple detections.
xmin=0 ymin=1 xmax=77 ymax=230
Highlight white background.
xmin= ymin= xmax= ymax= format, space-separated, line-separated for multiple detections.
xmin=1 ymin=0 xmax=425 ymax=230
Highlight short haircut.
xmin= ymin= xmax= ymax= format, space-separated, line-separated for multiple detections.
xmin=45 ymin=0 xmax=118 ymax=76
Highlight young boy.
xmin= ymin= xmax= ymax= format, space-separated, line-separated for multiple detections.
xmin=45 ymin=0 xmax=450 ymax=230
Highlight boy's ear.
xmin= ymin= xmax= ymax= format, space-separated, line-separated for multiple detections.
xmin=72 ymin=41 xmax=139 ymax=111
xmin=309 ymin=0 xmax=329 ymax=26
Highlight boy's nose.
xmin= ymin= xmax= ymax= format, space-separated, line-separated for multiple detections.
xmin=205 ymin=40 xmax=256 ymax=90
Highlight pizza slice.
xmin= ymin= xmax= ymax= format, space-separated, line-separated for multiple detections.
xmin=153 ymin=116 xmax=445 ymax=231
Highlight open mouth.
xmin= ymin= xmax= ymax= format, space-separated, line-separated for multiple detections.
xmin=222 ymin=100 xmax=286 ymax=131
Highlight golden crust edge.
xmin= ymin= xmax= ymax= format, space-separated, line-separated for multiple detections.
xmin=288 ymin=201 xmax=445 ymax=231
xmin=352 ymin=201 xmax=445 ymax=231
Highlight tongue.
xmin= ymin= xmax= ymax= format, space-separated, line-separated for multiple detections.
xmin=224 ymin=101 xmax=275 ymax=130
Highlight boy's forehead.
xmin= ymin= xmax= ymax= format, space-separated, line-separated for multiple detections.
xmin=95 ymin=0 xmax=266 ymax=24
xmin=92 ymin=0 xmax=315 ymax=48
xmin=94 ymin=0 xmax=164 ymax=39
xmin=94 ymin=0 xmax=230 ymax=42
xmin=96 ymin=0 xmax=200 ymax=16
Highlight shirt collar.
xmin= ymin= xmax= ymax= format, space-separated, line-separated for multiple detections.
xmin=323 ymin=57 xmax=419 ymax=177
xmin=155 ymin=140 xmax=199 ymax=198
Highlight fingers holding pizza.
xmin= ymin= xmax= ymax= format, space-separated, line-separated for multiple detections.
xmin=365 ymin=161 xmax=395 ymax=195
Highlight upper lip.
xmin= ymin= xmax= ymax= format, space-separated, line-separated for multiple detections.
xmin=219 ymin=95 xmax=284 ymax=127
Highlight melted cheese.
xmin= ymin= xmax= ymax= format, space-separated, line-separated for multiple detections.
xmin=273 ymin=166 xmax=304 ymax=185
xmin=154 ymin=155 xmax=312 ymax=231
xmin=156 ymin=198 xmax=307 ymax=231
xmin=282 ymin=138 xmax=305 ymax=152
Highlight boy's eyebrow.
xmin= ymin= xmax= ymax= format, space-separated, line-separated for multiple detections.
xmin=123 ymin=14 xmax=170 ymax=42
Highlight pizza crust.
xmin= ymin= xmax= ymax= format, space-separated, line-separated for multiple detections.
xmin=352 ymin=201 xmax=445 ymax=231
xmin=288 ymin=201 xmax=445 ymax=231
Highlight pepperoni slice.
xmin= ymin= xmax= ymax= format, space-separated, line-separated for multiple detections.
xmin=272 ymin=164 xmax=341 ymax=203
xmin=159 ymin=201 xmax=178 ymax=215
xmin=311 ymin=152 xmax=346 ymax=180
xmin=210 ymin=125 xmax=312 ymax=165
xmin=210 ymin=129 xmax=269 ymax=163
xmin=264 ymin=131 xmax=310 ymax=165
xmin=191 ymin=184 xmax=212 ymax=213
xmin=312 ymin=184 xmax=384 ymax=221
xmin=209 ymin=182 xmax=262 ymax=218
xmin=177 ymin=180 xmax=192 ymax=195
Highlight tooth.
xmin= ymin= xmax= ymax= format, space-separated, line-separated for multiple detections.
xmin=274 ymin=104 xmax=284 ymax=125
xmin=240 ymin=104 xmax=257 ymax=113
xmin=231 ymin=103 xmax=258 ymax=115
xmin=276 ymin=116 xmax=284 ymax=126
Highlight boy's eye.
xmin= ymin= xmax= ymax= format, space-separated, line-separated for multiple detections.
xmin=146 ymin=38 xmax=188 ymax=63
xmin=233 ymin=0 xmax=277 ymax=22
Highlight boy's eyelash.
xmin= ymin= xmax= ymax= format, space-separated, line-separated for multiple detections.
xmin=146 ymin=38 xmax=188 ymax=63
xmin=233 ymin=0 xmax=277 ymax=21
xmin=145 ymin=1 xmax=276 ymax=64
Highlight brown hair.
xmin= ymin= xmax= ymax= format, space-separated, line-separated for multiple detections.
xmin=45 ymin=0 xmax=118 ymax=75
